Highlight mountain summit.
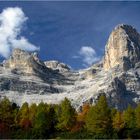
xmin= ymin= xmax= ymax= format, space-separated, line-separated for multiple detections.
xmin=1 ymin=24 xmax=140 ymax=110
xmin=3 ymin=48 xmax=48 ymax=74
xmin=104 ymin=24 xmax=140 ymax=71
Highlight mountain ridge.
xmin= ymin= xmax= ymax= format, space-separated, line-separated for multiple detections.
xmin=1 ymin=24 xmax=140 ymax=111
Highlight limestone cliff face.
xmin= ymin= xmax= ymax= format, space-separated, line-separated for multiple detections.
xmin=103 ymin=24 xmax=140 ymax=71
xmin=1 ymin=24 xmax=140 ymax=111
xmin=3 ymin=48 xmax=48 ymax=74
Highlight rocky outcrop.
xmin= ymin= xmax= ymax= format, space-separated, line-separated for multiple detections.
xmin=3 ymin=48 xmax=49 ymax=75
xmin=79 ymin=61 xmax=103 ymax=79
xmin=44 ymin=60 xmax=70 ymax=72
xmin=103 ymin=24 xmax=140 ymax=71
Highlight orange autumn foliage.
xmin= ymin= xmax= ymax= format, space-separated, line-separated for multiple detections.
xmin=20 ymin=118 xmax=32 ymax=130
xmin=77 ymin=103 xmax=90 ymax=122
xmin=71 ymin=104 xmax=90 ymax=132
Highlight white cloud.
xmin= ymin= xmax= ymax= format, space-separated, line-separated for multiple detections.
xmin=0 ymin=7 xmax=39 ymax=58
xmin=74 ymin=46 xmax=100 ymax=67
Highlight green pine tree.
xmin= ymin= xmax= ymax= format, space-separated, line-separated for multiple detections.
xmin=85 ymin=95 xmax=112 ymax=137
xmin=123 ymin=105 xmax=136 ymax=138
xmin=123 ymin=105 xmax=136 ymax=129
xmin=56 ymin=98 xmax=76 ymax=131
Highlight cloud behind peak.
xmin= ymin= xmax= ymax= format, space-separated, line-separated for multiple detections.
xmin=73 ymin=46 xmax=100 ymax=68
xmin=0 ymin=7 xmax=39 ymax=58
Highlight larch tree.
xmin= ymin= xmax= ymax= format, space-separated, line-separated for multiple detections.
xmin=112 ymin=111 xmax=124 ymax=131
xmin=85 ymin=95 xmax=112 ymax=135
xmin=17 ymin=102 xmax=31 ymax=129
xmin=123 ymin=105 xmax=136 ymax=129
xmin=56 ymin=98 xmax=76 ymax=131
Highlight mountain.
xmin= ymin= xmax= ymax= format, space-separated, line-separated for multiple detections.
xmin=104 ymin=24 xmax=140 ymax=71
xmin=1 ymin=24 xmax=140 ymax=110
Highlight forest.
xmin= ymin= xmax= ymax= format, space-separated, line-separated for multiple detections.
xmin=0 ymin=95 xmax=140 ymax=139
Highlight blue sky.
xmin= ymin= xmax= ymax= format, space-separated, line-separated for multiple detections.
xmin=0 ymin=1 xmax=140 ymax=69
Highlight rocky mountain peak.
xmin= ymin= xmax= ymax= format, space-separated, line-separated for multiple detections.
xmin=3 ymin=48 xmax=47 ymax=74
xmin=103 ymin=24 xmax=140 ymax=71
xmin=114 ymin=24 xmax=136 ymax=31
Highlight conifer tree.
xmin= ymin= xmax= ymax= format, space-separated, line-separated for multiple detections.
xmin=123 ymin=105 xmax=136 ymax=129
xmin=77 ymin=103 xmax=90 ymax=122
xmin=0 ymin=97 xmax=13 ymax=124
xmin=112 ymin=111 xmax=124 ymax=131
xmin=29 ymin=103 xmax=37 ymax=126
xmin=123 ymin=105 xmax=137 ymax=138
xmin=17 ymin=102 xmax=31 ymax=129
xmin=32 ymin=102 xmax=56 ymax=138
xmin=85 ymin=95 xmax=112 ymax=135
xmin=56 ymin=98 xmax=76 ymax=131
xmin=0 ymin=98 xmax=18 ymax=138
xmin=33 ymin=102 xmax=48 ymax=138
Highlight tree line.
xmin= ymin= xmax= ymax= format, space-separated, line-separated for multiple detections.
xmin=0 ymin=95 xmax=140 ymax=139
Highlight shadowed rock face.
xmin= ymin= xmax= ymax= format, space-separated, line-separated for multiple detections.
xmin=1 ymin=24 xmax=140 ymax=111
xmin=104 ymin=24 xmax=140 ymax=71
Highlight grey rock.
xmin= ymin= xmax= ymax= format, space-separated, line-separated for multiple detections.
xmin=44 ymin=60 xmax=70 ymax=72
xmin=104 ymin=24 xmax=140 ymax=71
xmin=1 ymin=24 xmax=140 ymax=111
